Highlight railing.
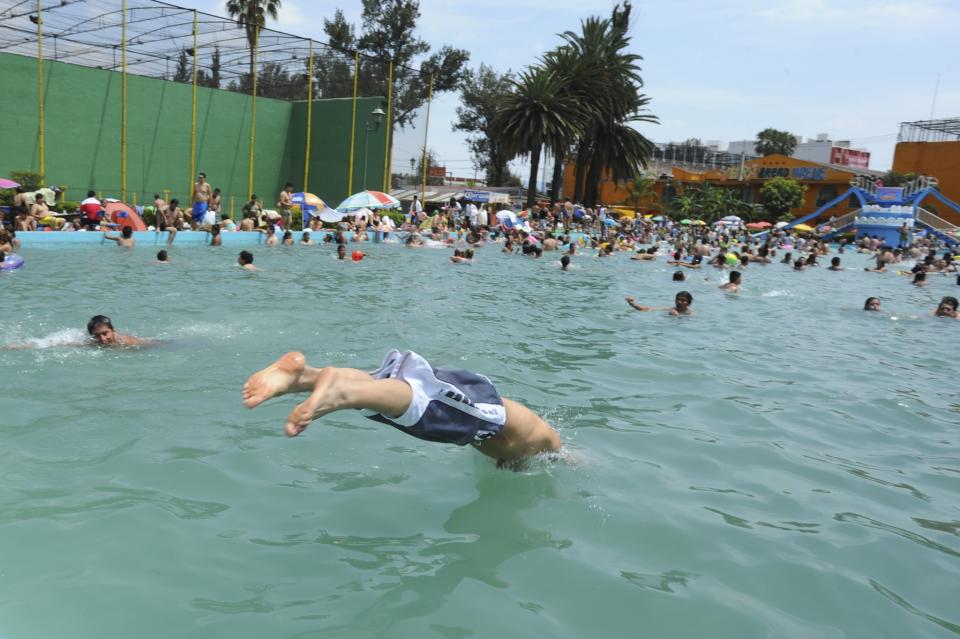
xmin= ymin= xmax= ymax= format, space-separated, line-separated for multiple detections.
xmin=849 ymin=176 xmax=878 ymax=195
xmin=903 ymin=175 xmax=939 ymax=198
xmin=916 ymin=207 xmax=957 ymax=232
xmin=828 ymin=210 xmax=858 ymax=230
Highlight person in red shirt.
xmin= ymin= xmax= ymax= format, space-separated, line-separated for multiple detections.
xmin=79 ymin=191 xmax=104 ymax=230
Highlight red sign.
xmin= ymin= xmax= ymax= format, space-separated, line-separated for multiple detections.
xmin=428 ymin=166 xmax=446 ymax=178
xmin=830 ymin=147 xmax=870 ymax=169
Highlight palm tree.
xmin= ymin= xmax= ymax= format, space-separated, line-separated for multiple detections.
xmin=495 ymin=66 xmax=591 ymax=209
xmin=550 ymin=7 xmax=657 ymax=207
xmin=225 ymin=0 xmax=281 ymax=87
xmin=626 ymin=175 xmax=658 ymax=214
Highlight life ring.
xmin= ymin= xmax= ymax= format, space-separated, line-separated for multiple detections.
xmin=0 ymin=254 xmax=24 ymax=270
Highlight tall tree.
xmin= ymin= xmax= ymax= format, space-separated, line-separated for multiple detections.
xmin=453 ymin=64 xmax=513 ymax=186
xmin=314 ymin=1 xmax=469 ymax=184
xmin=625 ymin=175 xmax=658 ymax=214
xmin=207 ymin=46 xmax=222 ymax=89
xmin=173 ymin=49 xmax=191 ymax=83
xmin=545 ymin=3 xmax=657 ymax=207
xmin=755 ymin=128 xmax=798 ymax=157
xmin=225 ymin=0 xmax=282 ymax=89
xmin=495 ymin=66 xmax=591 ymax=208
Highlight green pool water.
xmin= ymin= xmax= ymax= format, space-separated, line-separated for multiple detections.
xmin=1 ymin=243 xmax=958 ymax=638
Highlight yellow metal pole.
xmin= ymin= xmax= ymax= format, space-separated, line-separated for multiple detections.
xmin=382 ymin=59 xmax=393 ymax=192
xmin=36 ymin=0 xmax=45 ymax=183
xmin=189 ymin=10 xmax=198 ymax=201
xmin=420 ymin=73 xmax=435 ymax=204
xmin=121 ymin=0 xmax=127 ymax=201
xmin=303 ymin=41 xmax=314 ymax=192
xmin=347 ymin=51 xmax=359 ymax=194
xmin=248 ymin=25 xmax=259 ymax=199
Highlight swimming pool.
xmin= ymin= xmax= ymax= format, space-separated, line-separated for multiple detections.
xmin=1 ymin=243 xmax=958 ymax=638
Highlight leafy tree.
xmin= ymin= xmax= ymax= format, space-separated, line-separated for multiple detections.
xmin=207 ymin=46 xmax=222 ymax=89
xmin=225 ymin=0 xmax=282 ymax=89
xmin=879 ymin=170 xmax=916 ymax=187
xmin=624 ymin=175 xmax=658 ymax=213
xmin=495 ymin=65 xmax=592 ymax=208
xmin=453 ymin=64 xmax=513 ymax=186
xmin=173 ymin=49 xmax=191 ymax=83
xmin=669 ymin=192 xmax=696 ymax=218
xmin=414 ymin=148 xmax=444 ymax=186
xmin=760 ymin=177 xmax=806 ymax=216
xmin=755 ymin=128 xmax=798 ymax=157
xmin=314 ymin=1 xmax=469 ymax=181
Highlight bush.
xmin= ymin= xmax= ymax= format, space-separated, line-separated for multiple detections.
xmin=10 ymin=170 xmax=42 ymax=191
xmin=58 ymin=200 xmax=79 ymax=213
xmin=0 ymin=189 xmax=13 ymax=207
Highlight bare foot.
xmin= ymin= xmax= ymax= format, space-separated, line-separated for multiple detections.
xmin=285 ymin=368 xmax=349 ymax=437
xmin=243 ymin=352 xmax=307 ymax=408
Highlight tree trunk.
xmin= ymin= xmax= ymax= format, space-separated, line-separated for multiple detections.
xmin=525 ymin=145 xmax=541 ymax=209
xmin=584 ymin=157 xmax=603 ymax=208
xmin=573 ymin=143 xmax=589 ymax=203
xmin=550 ymin=149 xmax=565 ymax=204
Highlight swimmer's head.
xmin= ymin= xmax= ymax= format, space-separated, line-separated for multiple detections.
xmin=121 ymin=226 xmax=133 ymax=239
xmin=238 ymin=250 xmax=253 ymax=266
xmin=936 ymin=296 xmax=958 ymax=317
xmin=157 ymin=250 xmax=169 ymax=262
xmin=561 ymin=255 xmax=570 ymax=270
xmin=675 ymin=291 xmax=693 ymax=309
xmin=672 ymin=271 xmax=685 ymax=281
xmin=337 ymin=244 xmax=346 ymax=258
xmin=864 ymin=297 xmax=880 ymax=311
xmin=831 ymin=257 xmax=840 ymax=266
xmin=87 ymin=315 xmax=117 ymax=345
xmin=729 ymin=270 xmax=741 ymax=283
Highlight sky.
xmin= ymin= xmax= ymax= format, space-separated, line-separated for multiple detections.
xmin=189 ymin=0 xmax=960 ymax=178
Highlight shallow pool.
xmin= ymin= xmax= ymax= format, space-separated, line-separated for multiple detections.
xmin=1 ymin=242 xmax=958 ymax=638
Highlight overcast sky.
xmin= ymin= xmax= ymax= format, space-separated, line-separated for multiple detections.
xmin=190 ymin=0 xmax=960 ymax=177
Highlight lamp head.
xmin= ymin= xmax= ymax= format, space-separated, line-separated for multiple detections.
xmin=371 ymin=108 xmax=385 ymax=126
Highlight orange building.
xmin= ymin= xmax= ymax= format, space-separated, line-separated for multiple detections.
xmin=893 ymin=139 xmax=960 ymax=224
xmin=565 ymin=154 xmax=878 ymax=220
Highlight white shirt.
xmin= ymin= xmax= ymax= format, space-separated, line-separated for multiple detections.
xmin=409 ymin=199 xmax=423 ymax=215
xmin=466 ymin=203 xmax=478 ymax=221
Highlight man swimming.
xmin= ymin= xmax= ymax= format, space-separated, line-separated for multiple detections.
xmin=934 ymin=296 xmax=959 ymax=319
xmin=242 ymin=350 xmax=562 ymax=464
xmin=86 ymin=315 xmax=151 ymax=347
xmin=625 ymin=291 xmax=694 ymax=316
xmin=719 ymin=270 xmax=741 ymax=291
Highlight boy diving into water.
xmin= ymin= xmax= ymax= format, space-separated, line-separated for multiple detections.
xmin=243 ymin=350 xmax=562 ymax=463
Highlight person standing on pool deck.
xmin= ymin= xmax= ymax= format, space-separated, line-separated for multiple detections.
xmin=277 ymin=183 xmax=295 ymax=229
xmin=191 ymin=173 xmax=212 ymax=230
xmin=242 ymin=350 xmax=562 ymax=464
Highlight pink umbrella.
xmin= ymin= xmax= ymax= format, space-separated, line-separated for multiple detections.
xmin=0 ymin=179 xmax=20 ymax=189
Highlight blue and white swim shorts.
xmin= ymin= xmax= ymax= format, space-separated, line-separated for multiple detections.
xmin=364 ymin=350 xmax=506 ymax=445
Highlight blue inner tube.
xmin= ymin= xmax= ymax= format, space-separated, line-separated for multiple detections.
xmin=1 ymin=254 xmax=24 ymax=270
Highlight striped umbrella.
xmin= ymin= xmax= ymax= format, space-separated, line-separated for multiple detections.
xmin=336 ymin=190 xmax=400 ymax=211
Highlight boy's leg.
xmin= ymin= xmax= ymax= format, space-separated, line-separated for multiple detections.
xmin=243 ymin=352 xmax=375 ymax=408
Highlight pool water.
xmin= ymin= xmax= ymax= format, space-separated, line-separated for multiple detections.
xmin=1 ymin=243 xmax=959 ymax=638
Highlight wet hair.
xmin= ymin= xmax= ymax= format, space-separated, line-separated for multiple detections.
xmin=121 ymin=226 xmax=133 ymax=238
xmin=282 ymin=231 xmax=293 ymax=241
xmin=302 ymin=231 xmax=310 ymax=240
xmin=238 ymin=250 xmax=253 ymax=265
xmin=863 ymin=297 xmax=880 ymax=310
xmin=913 ymin=271 xmax=926 ymax=283
xmin=831 ymin=257 xmax=840 ymax=266
xmin=156 ymin=250 xmax=168 ymax=261
xmin=322 ymin=234 xmax=333 ymax=243
xmin=781 ymin=252 xmax=792 ymax=263
xmin=87 ymin=315 xmax=113 ymax=334
xmin=940 ymin=296 xmax=958 ymax=311
xmin=793 ymin=259 xmax=805 ymax=270
xmin=730 ymin=270 xmax=741 ymax=283
xmin=560 ymin=255 xmax=570 ymax=269
xmin=672 ymin=271 xmax=685 ymax=281
xmin=210 ymin=224 xmax=220 ymax=236
xmin=676 ymin=291 xmax=693 ymax=304
xmin=464 ymin=249 xmax=474 ymax=259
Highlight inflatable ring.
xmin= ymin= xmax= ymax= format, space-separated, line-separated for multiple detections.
xmin=725 ymin=253 xmax=739 ymax=266
xmin=0 ymin=254 xmax=24 ymax=270
xmin=351 ymin=250 xmax=364 ymax=262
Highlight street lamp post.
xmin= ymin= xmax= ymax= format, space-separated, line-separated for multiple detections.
xmin=362 ymin=107 xmax=385 ymax=189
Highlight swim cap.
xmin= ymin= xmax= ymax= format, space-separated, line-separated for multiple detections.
xmin=351 ymin=250 xmax=364 ymax=262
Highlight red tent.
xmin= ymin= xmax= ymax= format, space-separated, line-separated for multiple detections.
xmin=105 ymin=202 xmax=147 ymax=231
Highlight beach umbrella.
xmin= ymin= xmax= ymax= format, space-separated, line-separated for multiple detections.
xmin=691 ymin=219 xmax=706 ymax=226
xmin=291 ymin=192 xmax=327 ymax=226
xmin=745 ymin=222 xmax=766 ymax=230
xmin=318 ymin=208 xmax=345 ymax=223
xmin=793 ymin=223 xmax=815 ymax=232
xmin=721 ymin=215 xmax=741 ymax=223
xmin=754 ymin=221 xmax=772 ymax=228
xmin=337 ymin=190 xmax=400 ymax=211
xmin=774 ymin=221 xmax=789 ymax=229
xmin=651 ymin=215 xmax=665 ymax=221
xmin=0 ymin=178 xmax=19 ymax=189
xmin=680 ymin=219 xmax=692 ymax=225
